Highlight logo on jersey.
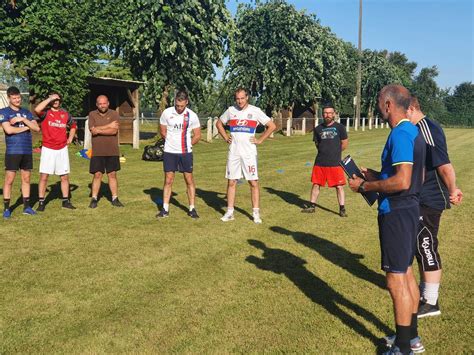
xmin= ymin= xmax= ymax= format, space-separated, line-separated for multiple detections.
xmin=247 ymin=114 xmax=253 ymax=119
xmin=0 ymin=114 xmax=4 ymax=121
xmin=228 ymin=119 xmax=257 ymax=133
xmin=236 ymin=119 xmax=248 ymax=126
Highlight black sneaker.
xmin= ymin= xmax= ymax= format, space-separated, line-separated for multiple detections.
xmin=62 ymin=200 xmax=76 ymax=210
xmin=187 ymin=208 xmax=200 ymax=219
xmin=89 ymin=198 xmax=98 ymax=209
xmin=417 ymin=298 xmax=441 ymax=318
xmin=111 ymin=198 xmax=124 ymax=207
xmin=301 ymin=204 xmax=316 ymax=213
xmin=156 ymin=209 xmax=169 ymax=218
xmin=37 ymin=201 xmax=46 ymax=212
xmin=339 ymin=208 xmax=348 ymax=217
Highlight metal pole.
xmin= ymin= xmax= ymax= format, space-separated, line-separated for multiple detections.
xmin=355 ymin=0 xmax=363 ymax=131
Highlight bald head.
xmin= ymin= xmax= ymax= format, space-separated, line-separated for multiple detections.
xmin=96 ymin=95 xmax=110 ymax=113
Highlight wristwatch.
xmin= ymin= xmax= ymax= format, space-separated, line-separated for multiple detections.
xmin=358 ymin=180 xmax=366 ymax=193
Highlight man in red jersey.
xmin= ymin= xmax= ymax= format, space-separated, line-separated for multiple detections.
xmin=34 ymin=92 xmax=77 ymax=211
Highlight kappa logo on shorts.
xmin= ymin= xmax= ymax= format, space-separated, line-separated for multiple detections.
xmin=236 ymin=119 xmax=248 ymax=126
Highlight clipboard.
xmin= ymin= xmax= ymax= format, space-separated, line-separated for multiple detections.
xmin=340 ymin=155 xmax=378 ymax=206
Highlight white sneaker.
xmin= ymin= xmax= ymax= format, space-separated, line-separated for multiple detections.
xmin=253 ymin=213 xmax=262 ymax=224
xmin=221 ymin=212 xmax=234 ymax=222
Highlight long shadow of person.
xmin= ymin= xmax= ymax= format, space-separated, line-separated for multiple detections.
xmin=87 ymin=182 xmax=114 ymax=203
xmin=143 ymin=187 xmax=188 ymax=213
xmin=264 ymin=186 xmax=339 ymax=216
xmin=195 ymin=188 xmax=253 ymax=220
xmin=270 ymin=226 xmax=386 ymax=290
xmin=9 ymin=183 xmax=39 ymax=212
xmin=246 ymin=239 xmax=391 ymax=347
xmin=42 ymin=182 xmax=79 ymax=207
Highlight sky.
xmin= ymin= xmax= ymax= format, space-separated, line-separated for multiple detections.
xmin=226 ymin=0 xmax=474 ymax=91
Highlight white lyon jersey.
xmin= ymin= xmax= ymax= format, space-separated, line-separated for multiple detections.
xmin=219 ymin=104 xmax=270 ymax=156
xmin=160 ymin=107 xmax=200 ymax=154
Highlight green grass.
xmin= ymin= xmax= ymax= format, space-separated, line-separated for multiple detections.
xmin=0 ymin=128 xmax=472 ymax=353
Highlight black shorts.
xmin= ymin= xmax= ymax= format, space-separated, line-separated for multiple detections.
xmin=5 ymin=154 xmax=33 ymax=171
xmin=415 ymin=205 xmax=443 ymax=272
xmin=163 ymin=152 xmax=193 ymax=173
xmin=89 ymin=156 xmax=121 ymax=174
xmin=378 ymin=204 xmax=419 ymax=273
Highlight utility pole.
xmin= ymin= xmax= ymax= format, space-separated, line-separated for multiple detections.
xmin=355 ymin=0 xmax=363 ymax=131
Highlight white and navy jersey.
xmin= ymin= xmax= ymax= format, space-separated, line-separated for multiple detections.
xmin=160 ymin=107 xmax=200 ymax=154
xmin=219 ymin=104 xmax=270 ymax=156
xmin=416 ymin=116 xmax=451 ymax=211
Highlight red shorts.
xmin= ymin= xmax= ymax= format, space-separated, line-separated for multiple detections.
xmin=311 ymin=166 xmax=346 ymax=187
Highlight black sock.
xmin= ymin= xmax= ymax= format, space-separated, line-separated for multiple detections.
xmin=23 ymin=197 xmax=30 ymax=209
xmin=39 ymin=197 xmax=45 ymax=204
xmin=410 ymin=313 xmax=418 ymax=339
xmin=62 ymin=197 xmax=69 ymax=202
xmin=339 ymin=205 xmax=345 ymax=210
xmin=395 ymin=324 xmax=411 ymax=354
xmin=4 ymin=199 xmax=10 ymax=211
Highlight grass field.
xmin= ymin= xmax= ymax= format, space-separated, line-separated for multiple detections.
xmin=0 ymin=127 xmax=472 ymax=353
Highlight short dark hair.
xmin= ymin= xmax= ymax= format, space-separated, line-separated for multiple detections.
xmin=322 ymin=104 xmax=335 ymax=111
xmin=175 ymin=89 xmax=189 ymax=102
xmin=6 ymin=86 xmax=20 ymax=97
xmin=234 ymin=87 xmax=249 ymax=98
xmin=48 ymin=91 xmax=62 ymax=101
xmin=379 ymin=84 xmax=412 ymax=110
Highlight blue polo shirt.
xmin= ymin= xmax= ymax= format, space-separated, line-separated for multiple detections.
xmin=378 ymin=119 xmax=426 ymax=215
xmin=416 ymin=117 xmax=451 ymax=211
xmin=0 ymin=106 xmax=34 ymax=155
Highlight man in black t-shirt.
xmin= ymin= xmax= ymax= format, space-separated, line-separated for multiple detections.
xmin=407 ymin=96 xmax=463 ymax=318
xmin=302 ymin=105 xmax=348 ymax=217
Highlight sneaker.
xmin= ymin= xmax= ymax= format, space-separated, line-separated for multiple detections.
xmin=339 ymin=208 xmax=348 ymax=217
xmin=62 ymin=200 xmax=76 ymax=210
xmin=383 ymin=345 xmax=414 ymax=355
xmin=89 ymin=198 xmax=98 ymax=209
xmin=253 ymin=213 xmax=262 ymax=224
xmin=301 ymin=204 xmax=316 ymax=213
xmin=187 ymin=209 xmax=199 ymax=219
xmin=23 ymin=206 xmax=37 ymax=215
xmin=418 ymin=298 xmax=441 ymax=318
xmin=220 ymin=212 xmax=234 ymax=222
xmin=111 ymin=198 xmax=124 ymax=207
xmin=384 ymin=335 xmax=425 ymax=353
xmin=37 ymin=201 xmax=46 ymax=212
xmin=156 ymin=209 xmax=169 ymax=218
xmin=3 ymin=209 xmax=11 ymax=219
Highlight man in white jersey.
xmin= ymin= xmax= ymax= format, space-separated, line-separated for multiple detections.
xmin=157 ymin=90 xmax=201 ymax=218
xmin=216 ymin=87 xmax=276 ymax=223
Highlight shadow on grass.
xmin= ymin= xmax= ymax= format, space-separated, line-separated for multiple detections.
xmin=143 ymin=187 xmax=188 ymax=213
xmin=195 ymin=188 xmax=253 ymax=220
xmin=9 ymin=183 xmax=39 ymax=212
xmin=41 ymin=182 xmax=79 ymax=207
xmin=264 ymin=186 xmax=339 ymax=216
xmin=246 ymin=239 xmax=391 ymax=347
xmin=270 ymin=226 xmax=386 ymax=290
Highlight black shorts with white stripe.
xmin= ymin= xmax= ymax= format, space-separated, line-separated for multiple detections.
xmin=415 ymin=204 xmax=443 ymax=271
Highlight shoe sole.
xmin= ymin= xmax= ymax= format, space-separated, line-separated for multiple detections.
xmin=221 ymin=217 xmax=234 ymax=222
xmin=417 ymin=310 xmax=441 ymax=318
xmin=23 ymin=212 xmax=36 ymax=215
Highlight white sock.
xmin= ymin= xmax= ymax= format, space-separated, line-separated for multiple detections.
xmin=189 ymin=205 xmax=195 ymax=211
xmin=112 ymin=196 xmax=118 ymax=201
xmin=227 ymin=207 xmax=234 ymax=215
xmin=163 ymin=203 xmax=169 ymax=212
xmin=253 ymin=208 xmax=260 ymax=215
xmin=423 ymin=282 xmax=440 ymax=305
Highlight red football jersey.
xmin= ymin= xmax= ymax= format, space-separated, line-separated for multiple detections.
xmin=39 ymin=109 xmax=77 ymax=150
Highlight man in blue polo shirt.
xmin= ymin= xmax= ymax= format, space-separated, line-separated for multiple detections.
xmin=349 ymin=85 xmax=426 ymax=355
xmin=0 ymin=86 xmax=40 ymax=218
xmin=407 ymin=96 xmax=463 ymax=318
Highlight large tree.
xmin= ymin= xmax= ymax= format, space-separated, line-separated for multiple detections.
xmin=227 ymin=0 xmax=346 ymax=116
xmin=411 ymin=66 xmax=448 ymax=120
xmin=0 ymin=1 xmax=119 ymax=114
xmin=124 ymin=0 xmax=231 ymax=113
xmin=444 ymin=82 xmax=473 ymax=126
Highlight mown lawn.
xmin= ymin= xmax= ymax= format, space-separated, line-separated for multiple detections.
xmin=0 ymin=127 xmax=472 ymax=353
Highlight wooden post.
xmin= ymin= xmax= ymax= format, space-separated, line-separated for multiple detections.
xmin=212 ymin=117 xmax=219 ymax=138
xmin=286 ymin=118 xmax=291 ymax=137
xmin=362 ymin=117 xmax=366 ymax=131
xmin=375 ymin=116 xmax=379 ymax=129
xmin=84 ymin=118 xmax=92 ymax=149
xmin=207 ymin=118 xmax=213 ymax=142
xmin=301 ymin=117 xmax=306 ymax=135
xmin=346 ymin=117 xmax=350 ymax=132
xmin=369 ymin=117 xmax=372 ymax=130
xmin=131 ymin=88 xmax=140 ymax=149
xmin=270 ymin=117 xmax=275 ymax=138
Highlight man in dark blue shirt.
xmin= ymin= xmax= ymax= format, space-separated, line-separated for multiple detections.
xmin=407 ymin=96 xmax=463 ymax=318
xmin=0 ymin=86 xmax=40 ymax=218
xmin=349 ymin=85 xmax=426 ymax=355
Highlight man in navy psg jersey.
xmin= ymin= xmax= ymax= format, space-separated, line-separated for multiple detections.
xmin=0 ymin=86 xmax=40 ymax=218
xmin=349 ymin=85 xmax=426 ymax=355
xmin=407 ymin=96 xmax=463 ymax=318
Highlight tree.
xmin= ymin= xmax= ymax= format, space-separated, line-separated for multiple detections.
xmin=412 ymin=66 xmax=447 ymax=120
xmin=0 ymin=55 xmax=28 ymax=92
xmin=385 ymin=51 xmax=417 ymax=87
xmin=123 ymin=0 xmax=231 ymax=114
xmin=0 ymin=1 xmax=123 ymax=114
xmin=227 ymin=0 xmax=346 ymax=117
xmin=444 ymin=82 xmax=474 ymax=126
